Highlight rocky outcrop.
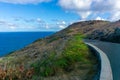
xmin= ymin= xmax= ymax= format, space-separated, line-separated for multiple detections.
xmin=100 ymin=28 xmax=120 ymax=43
xmin=65 ymin=20 xmax=120 ymax=43
xmin=85 ymin=21 xmax=120 ymax=43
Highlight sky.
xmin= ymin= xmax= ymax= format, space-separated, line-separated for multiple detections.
xmin=0 ymin=0 xmax=120 ymax=32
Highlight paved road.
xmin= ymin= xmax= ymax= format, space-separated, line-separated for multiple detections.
xmin=85 ymin=40 xmax=120 ymax=80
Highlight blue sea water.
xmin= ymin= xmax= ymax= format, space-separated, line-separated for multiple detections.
xmin=0 ymin=32 xmax=54 ymax=57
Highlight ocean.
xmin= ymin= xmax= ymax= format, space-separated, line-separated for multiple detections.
xmin=0 ymin=32 xmax=55 ymax=57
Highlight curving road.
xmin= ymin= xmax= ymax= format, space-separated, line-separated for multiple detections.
xmin=84 ymin=40 xmax=120 ymax=80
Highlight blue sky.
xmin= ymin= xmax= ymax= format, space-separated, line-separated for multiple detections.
xmin=0 ymin=0 xmax=120 ymax=32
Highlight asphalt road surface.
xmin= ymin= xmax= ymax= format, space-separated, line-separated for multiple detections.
xmin=85 ymin=40 xmax=120 ymax=80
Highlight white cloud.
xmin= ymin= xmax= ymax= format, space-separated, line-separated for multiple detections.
xmin=36 ymin=18 xmax=45 ymax=23
xmin=56 ymin=20 xmax=66 ymax=25
xmin=110 ymin=11 xmax=120 ymax=21
xmin=49 ymin=19 xmax=68 ymax=30
xmin=95 ymin=16 xmax=105 ymax=20
xmin=59 ymin=0 xmax=92 ymax=19
xmin=0 ymin=0 xmax=51 ymax=4
xmin=61 ymin=21 xmax=66 ymax=24
xmin=13 ymin=17 xmax=45 ymax=24
xmin=36 ymin=18 xmax=41 ymax=22
xmin=59 ymin=0 xmax=91 ymax=11
xmin=44 ymin=24 xmax=50 ymax=29
xmin=24 ymin=19 xmax=35 ymax=23
xmin=55 ymin=20 xmax=67 ymax=29
xmin=58 ymin=21 xmax=67 ymax=29
xmin=91 ymin=0 xmax=113 ymax=12
xmin=0 ymin=18 xmax=68 ymax=31
xmin=77 ymin=11 xmax=91 ymax=19
xmin=10 ymin=26 xmax=16 ymax=29
xmin=59 ymin=25 xmax=65 ymax=29
xmin=0 ymin=20 xmax=6 ymax=25
xmin=45 ymin=25 xmax=49 ymax=29
xmin=58 ymin=0 xmax=120 ymax=21
xmin=0 ymin=20 xmax=17 ymax=28
xmin=113 ymin=0 xmax=120 ymax=10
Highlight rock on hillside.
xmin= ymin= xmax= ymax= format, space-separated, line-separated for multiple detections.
xmin=64 ymin=20 xmax=120 ymax=43
xmin=86 ymin=20 xmax=120 ymax=43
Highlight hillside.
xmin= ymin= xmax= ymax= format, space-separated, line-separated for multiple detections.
xmin=0 ymin=21 xmax=101 ymax=80
xmin=0 ymin=20 xmax=120 ymax=79
xmin=63 ymin=20 xmax=120 ymax=43
xmin=88 ymin=20 xmax=120 ymax=43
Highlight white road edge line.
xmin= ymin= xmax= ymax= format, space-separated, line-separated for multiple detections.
xmin=85 ymin=43 xmax=113 ymax=80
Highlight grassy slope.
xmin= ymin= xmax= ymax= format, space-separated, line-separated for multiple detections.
xmin=0 ymin=21 xmax=100 ymax=80
xmin=31 ymin=34 xmax=98 ymax=80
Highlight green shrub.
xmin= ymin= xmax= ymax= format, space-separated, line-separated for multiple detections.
xmin=32 ymin=34 xmax=91 ymax=77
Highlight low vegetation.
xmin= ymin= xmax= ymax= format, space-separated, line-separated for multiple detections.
xmin=0 ymin=65 xmax=34 ymax=80
xmin=0 ymin=20 xmax=102 ymax=80
xmin=32 ymin=34 xmax=89 ymax=76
